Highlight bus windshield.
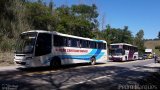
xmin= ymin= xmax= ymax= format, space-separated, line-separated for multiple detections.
xmin=15 ymin=32 xmax=37 ymax=54
xmin=110 ymin=49 xmax=123 ymax=55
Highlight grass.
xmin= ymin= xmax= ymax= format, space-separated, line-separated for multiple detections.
xmin=0 ymin=52 xmax=14 ymax=66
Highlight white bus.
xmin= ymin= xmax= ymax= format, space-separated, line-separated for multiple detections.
xmin=14 ymin=30 xmax=108 ymax=68
xmin=109 ymin=43 xmax=138 ymax=61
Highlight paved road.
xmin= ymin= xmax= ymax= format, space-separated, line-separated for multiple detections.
xmin=0 ymin=59 xmax=159 ymax=90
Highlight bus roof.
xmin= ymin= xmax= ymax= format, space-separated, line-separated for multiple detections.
xmin=22 ymin=30 xmax=106 ymax=43
xmin=110 ymin=43 xmax=137 ymax=47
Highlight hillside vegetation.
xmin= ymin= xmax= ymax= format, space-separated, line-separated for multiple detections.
xmin=0 ymin=0 xmax=145 ymax=51
xmin=144 ymin=40 xmax=160 ymax=56
xmin=0 ymin=0 xmax=145 ymax=66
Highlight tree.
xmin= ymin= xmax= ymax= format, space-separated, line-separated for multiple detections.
xmin=0 ymin=0 xmax=95 ymax=51
xmin=103 ymin=24 xmax=111 ymax=44
xmin=158 ymin=31 xmax=160 ymax=39
xmin=0 ymin=0 xmax=31 ymax=51
xmin=55 ymin=4 xmax=99 ymax=38
xmin=49 ymin=0 xmax=55 ymax=15
xmin=26 ymin=2 xmax=56 ymax=30
xmin=134 ymin=29 xmax=145 ymax=54
xmin=120 ymin=26 xmax=133 ymax=44
xmin=100 ymin=25 xmax=133 ymax=44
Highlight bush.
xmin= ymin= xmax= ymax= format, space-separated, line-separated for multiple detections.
xmin=0 ymin=38 xmax=15 ymax=52
xmin=155 ymin=45 xmax=160 ymax=49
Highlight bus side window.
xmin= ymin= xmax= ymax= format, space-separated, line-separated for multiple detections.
xmin=81 ymin=40 xmax=85 ymax=48
xmin=97 ymin=43 xmax=100 ymax=49
xmin=63 ymin=37 xmax=68 ymax=46
xmin=71 ymin=38 xmax=77 ymax=47
xmin=96 ymin=42 xmax=98 ymax=49
xmin=90 ymin=41 xmax=96 ymax=49
xmin=68 ymin=38 xmax=71 ymax=47
xmin=99 ymin=43 xmax=104 ymax=49
xmin=82 ymin=40 xmax=87 ymax=48
xmin=77 ymin=40 xmax=80 ymax=47
xmin=35 ymin=33 xmax=51 ymax=56
xmin=54 ymin=35 xmax=63 ymax=46
xmin=88 ymin=41 xmax=90 ymax=48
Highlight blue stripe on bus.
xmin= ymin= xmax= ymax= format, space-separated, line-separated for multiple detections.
xmin=96 ymin=52 xmax=105 ymax=60
xmin=59 ymin=49 xmax=104 ymax=60
xmin=43 ymin=49 xmax=105 ymax=64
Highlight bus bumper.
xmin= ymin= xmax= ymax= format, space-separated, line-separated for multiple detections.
xmin=109 ymin=57 xmax=123 ymax=61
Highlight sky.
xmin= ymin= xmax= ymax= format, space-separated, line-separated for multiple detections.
xmin=44 ymin=0 xmax=160 ymax=39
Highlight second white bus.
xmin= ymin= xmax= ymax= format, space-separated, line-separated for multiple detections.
xmin=109 ymin=43 xmax=138 ymax=61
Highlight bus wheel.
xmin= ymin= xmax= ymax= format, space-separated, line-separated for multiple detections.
xmin=90 ymin=57 xmax=96 ymax=65
xmin=134 ymin=56 xmax=136 ymax=60
xmin=125 ymin=56 xmax=127 ymax=61
xmin=50 ymin=57 xmax=61 ymax=69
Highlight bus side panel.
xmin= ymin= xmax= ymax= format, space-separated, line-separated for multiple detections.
xmin=52 ymin=47 xmax=107 ymax=65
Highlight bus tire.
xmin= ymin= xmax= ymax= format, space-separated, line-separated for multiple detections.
xmin=134 ymin=56 xmax=136 ymax=60
xmin=50 ymin=57 xmax=61 ymax=69
xmin=125 ymin=56 xmax=127 ymax=61
xmin=90 ymin=57 xmax=96 ymax=65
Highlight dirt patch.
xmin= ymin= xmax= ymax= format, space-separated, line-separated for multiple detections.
xmin=0 ymin=52 xmax=14 ymax=66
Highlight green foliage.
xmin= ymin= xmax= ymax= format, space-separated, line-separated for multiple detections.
xmin=71 ymin=4 xmax=99 ymax=21
xmin=0 ymin=0 xmax=146 ymax=53
xmin=120 ymin=26 xmax=133 ymax=44
xmin=0 ymin=37 xmax=15 ymax=52
xmin=134 ymin=29 xmax=145 ymax=54
xmin=25 ymin=2 xmax=98 ymax=38
xmin=99 ymin=25 xmax=133 ymax=45
xmin=55 ymin=4 xmax=98 ymax=38
xmin=98 ymin=25 xmax=145 ymax=55
xmin=0 ymin=0 xmax=31 ymax=51
xmin=0 ymin=0 xmax=99 ymax=51
xmin=98 ymin=26 xmax=145 ymax=55
xmin=155 ymin=45 xmax=160 ymax=49
xmin=26 ymin=2 xmax=56 ymax=30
